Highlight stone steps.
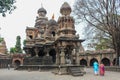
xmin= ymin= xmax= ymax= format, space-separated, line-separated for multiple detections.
xmin=68 ymin=67 xmax=84 ymax=76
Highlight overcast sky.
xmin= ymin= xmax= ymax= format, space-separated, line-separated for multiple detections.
xmin=0 ymin=0 xmax=85 ymax=51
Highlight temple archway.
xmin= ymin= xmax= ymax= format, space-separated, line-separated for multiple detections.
xmin=30 ymin=48 xmax=36 ymax=57
xmin=49 ymin=49 xmax=56 ymax=63
xmin=38 ymin=49 xmax=45 ymax=57
xmin=80 ymin=59 xmax=87 ymax=66
xmin=90 ymin=58 xmax=98 ymax=66
xmin=101 ymin=58 xmax=110 ymax=66
xmin=14 ymin=60 xmax=21 ymax=67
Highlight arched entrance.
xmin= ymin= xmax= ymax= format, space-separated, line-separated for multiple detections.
xmin=30 ymin=48 xmax=36 ymax=57
xmin=49 ymin=49 xmax=56 ymax=63
xmin=38 ymin=49 xmax=45 ymax=57
xmin=80 ymin=59 xmax=87 ymax=66
xmin=14 ymin=60 xmax=21 ymax=67
xmin=101 ymin=58 xmax=110 ymax=66
xmin=90 ymin=58 xmax=98 ymax=66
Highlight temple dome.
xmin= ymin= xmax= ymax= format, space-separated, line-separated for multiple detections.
xmin=60 ymin=2 xmax=71 ymax=15
xmin=37 ymin=7 xmax=47 ymax=14
xmin=48 ymin=14 xmax=57 ymax=26
xmin=48 ymin=19 xmax=57 ymax=26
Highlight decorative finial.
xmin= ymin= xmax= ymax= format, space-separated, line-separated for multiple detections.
xmin=52 ymin=14 xmax=54 ymax=19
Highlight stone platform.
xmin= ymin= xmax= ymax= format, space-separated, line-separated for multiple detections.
xmin=16 ymin=65 xmax=85 ymax=76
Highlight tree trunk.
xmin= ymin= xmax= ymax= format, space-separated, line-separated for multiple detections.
xmin=113 ymin=33 xmax=120 ymax=66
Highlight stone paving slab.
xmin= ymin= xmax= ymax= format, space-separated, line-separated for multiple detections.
xmin=0 ymin=68 xmax=120 ymax=80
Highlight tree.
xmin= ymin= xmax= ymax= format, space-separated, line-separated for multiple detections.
xmin=0 ymin=37 xmax=4 ymax=42
xmin=10 ymin=47 xmax=16 ymax=53
xmin=83 ymin=25 xmax=112 ymax=50
xmin=95 ymin=36 xmax=112 ymax=50
xmin=73 ymin=0 xmax=120 ymax=65
xmin=15 ymin=36 xmax=22 ymax=53
xmin=0 ymin=0 xmax=16 ymax=17
xmin=23 ymin=39 xmax=26 ymax=47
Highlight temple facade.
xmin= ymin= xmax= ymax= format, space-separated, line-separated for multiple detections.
xmin=21 ymin=2 xmax=116 ymax=67
xmin=23 ymin=2 xmax=84 ymax=65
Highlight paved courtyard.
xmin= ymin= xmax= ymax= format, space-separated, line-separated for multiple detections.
xmin=0 ymin=68 xmax=120 ymax=80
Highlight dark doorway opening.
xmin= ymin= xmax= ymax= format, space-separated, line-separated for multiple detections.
xmin=38 ymin=49 xmax=45 ymax=57
xmin=29 ymin=35 xmax=33 ymax=39
xmin=49 ymin=49 xmax=56 ymax=63
xmin=51 ymin=31 xmax=55 ymax=37
xmin=90 ymin=58 xmax=98 ymax=66
xmin=80 ymin=59 xmax=87 ymax=66
xmin=101 ymin=58 xmax=110 ymax=66
xmin=14 ymin=60 xmax=21 ymax=67
xmin=30 ymin=48 xmax=36 ymax=57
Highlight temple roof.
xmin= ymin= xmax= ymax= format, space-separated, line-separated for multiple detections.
xmin=48 ymin=19 xmax=57 ymax=26
xmin=60 ymin=2 xmax=71 ymax=10
xmin=60 ymin=2 xmax=71 ymax=15
xmin=38 ymin=7 xmax=47 ymax=14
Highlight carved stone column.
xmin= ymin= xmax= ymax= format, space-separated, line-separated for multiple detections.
xmin=76 ymin=48 xmax=80 ymax=65
xmin=72 ymin=48 xmax=76 ymax=64
xmin=44 ymin=47 xmax=49 ymax=56
xmin=46 ymin=48 xmax=50 ymax=56
xmin=34 ymin=47 xmax=39 ymax=57
xmin=60 ymin=48 xmax=65 ymax=65
xmin=56 ymin=53 xmax=59 ymax=65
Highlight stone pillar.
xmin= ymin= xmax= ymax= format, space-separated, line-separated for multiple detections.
xmin=45 ymin=47 xmax=49 ymax=56
xmin=75 ymin=47 xmax=80 ymax=65
xmin=46 ymin=50 xmax=49 ymax=56
xmin=60 ymin=48 xmax=65 ymax=65
xmin=34 ymin=47 xmax=39 ymax=57
xmin=76 ymin=48 xmax=80 ymax=65
xmin=110 ymin=60 xmax=113 ymax=66
xmin=72 ymin=48 xmax=76 ymax=64
xmin=87 ymin=59 xmax=90 ymax=67
xmin=56 ymin=53 xmax=59 ymax=65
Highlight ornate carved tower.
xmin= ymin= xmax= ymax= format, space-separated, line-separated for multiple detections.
xmin=57 ymin=2 xmax=76 ymax=39
xmin=54 ymin=2 xmax=84 ymax=65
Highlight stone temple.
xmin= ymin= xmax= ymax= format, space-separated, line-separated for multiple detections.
xmin=23 ymin=2 xmax=84 ymax=66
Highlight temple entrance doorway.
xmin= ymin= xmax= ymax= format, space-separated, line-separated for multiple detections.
xmin=80 ymin=59 xmax=87 ymax=66
xmin=49 ymin=49 xmax=56 ymax=63
xmin=30 ymin=48 xmax=36 ymax=57
xmin=101 ymin=58 xmax=110 ymax=66
xmin=14 ymin=60 xmax=21 ymax=67
xmin=38 ymin=49 xmax=45 ymax=57
xmin=90 ymin=58 xmax=98 ymax=66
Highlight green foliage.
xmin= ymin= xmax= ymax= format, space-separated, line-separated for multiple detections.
xmin=23 ymin=39 xmax=26 ymax=46
xmin=0 ymin=37 xmax=4 ymax=42
xmin=10 ymin=47 xmax=16 ymax=53
xmin=0 ymin=0 xmax=16 ymax=17
xmin=95 ymin=37 xmax=112 ymax=50
xmin=15 ymin=36 xmax=22 ymax=53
